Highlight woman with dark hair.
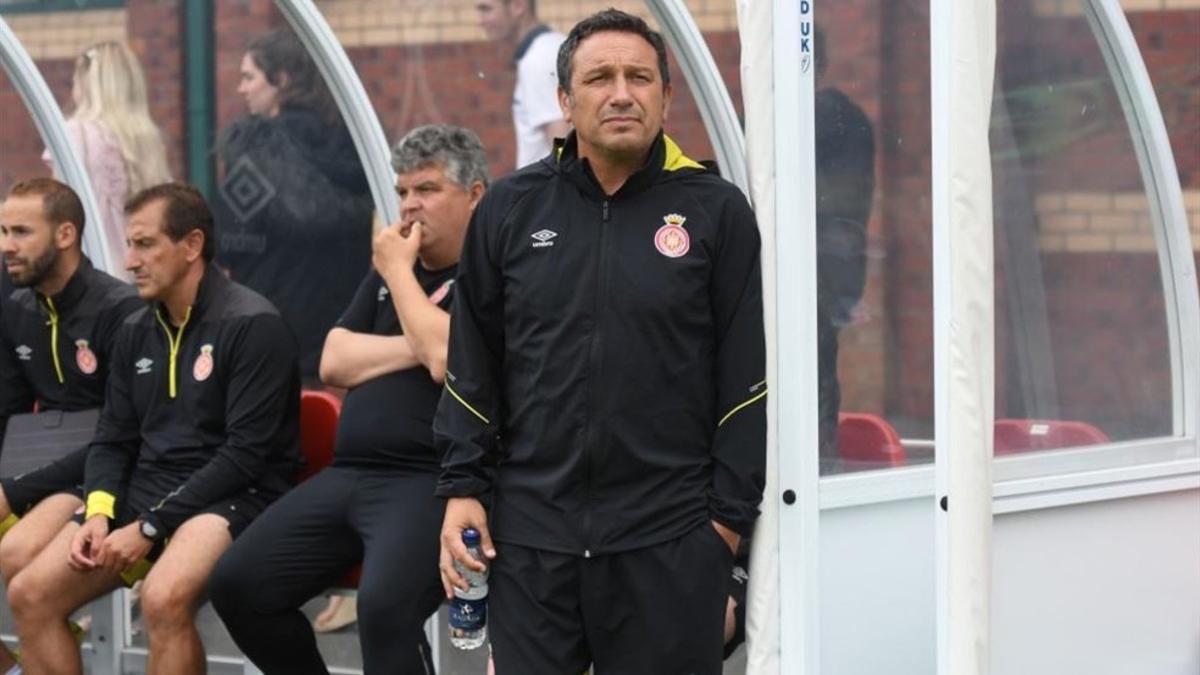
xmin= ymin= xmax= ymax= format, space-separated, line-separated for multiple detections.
xmin=216 ymin=29 xmax=372 ymax=379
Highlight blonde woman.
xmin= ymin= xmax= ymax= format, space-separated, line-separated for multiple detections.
xmin=45 ymin=41 xmax=171 ymax=269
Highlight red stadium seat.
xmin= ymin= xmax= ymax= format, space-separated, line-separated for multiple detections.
xmin=298 ymin=389 xmax=341 ymax=482
xmin=837 ymin=412 xmax=907 ymax=466
xmin=297 ymin=389 xmax=360 ymax=587
xmin=993 ymin=418 xmax=1109 ymax=455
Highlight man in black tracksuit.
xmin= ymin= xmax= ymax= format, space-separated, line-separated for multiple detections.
xmin=0 ymin=180 xmax=142 ymax=550
xmin=0 ymin=178 xmax=142 ymax=672
xmin=0 ymin=255 xmax=138 ymax=523
xmin=210 ymin=124 xmax=489 ymax=675
xmin=435 ymin=10 xmax=766 ymax=674
xmin=8 ymin=183 xmax=300 ymax=675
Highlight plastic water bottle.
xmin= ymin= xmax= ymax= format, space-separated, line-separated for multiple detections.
xmin=448 ymin=527 xmax=488 ymax=649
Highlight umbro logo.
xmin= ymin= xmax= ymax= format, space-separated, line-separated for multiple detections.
xmin=15 ymin=345 xmax=32 ymax=361
xmin=378 ymin=285 xmax=390 ymax=302
xmin=530 ymin=229 xmax=557 ymax=248
xmin=135 ymin=358 xmax=154 ymax=375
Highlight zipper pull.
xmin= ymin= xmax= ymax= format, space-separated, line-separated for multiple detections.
xmin=602 ymin=200 xmax=610 ymax=222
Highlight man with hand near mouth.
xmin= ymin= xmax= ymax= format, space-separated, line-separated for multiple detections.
xmin=210 ymin=125 xmax=488 ymax=675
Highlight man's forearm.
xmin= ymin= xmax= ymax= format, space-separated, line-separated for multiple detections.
xmin=380 ymin=265 xmax=450 ymax=382
xmin=319 ymin=328 xmax=419 ymax=389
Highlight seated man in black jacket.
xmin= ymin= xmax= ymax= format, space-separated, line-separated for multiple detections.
xmin=8 ymin=183 xmax=301 ymax=675
xmin=0 ymin=177 xmax=142 ymax=671
xmin=210 ymin=124 xmax=488 ymax=675
xmin=0 ymin=178 xmax=142 ymax=554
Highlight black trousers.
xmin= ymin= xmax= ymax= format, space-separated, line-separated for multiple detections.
xmin=0 ymin=445 xmax=87 ymax=516
xmin=490 ymin=523 xmax=731 ymax=675
xmin=210 ymin=467 xmax=443 ymax=675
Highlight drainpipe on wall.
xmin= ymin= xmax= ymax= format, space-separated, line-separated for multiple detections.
xmin=183 ymin=0 xmax=214 ymax=198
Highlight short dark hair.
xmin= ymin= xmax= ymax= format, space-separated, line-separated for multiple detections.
xmin=124 ymin=183 xmax=215 ymax=263
xmin=556 ymin=9 xmax=670 ymax=94
xmin=7 ymin=177 xmax=86 ymax=241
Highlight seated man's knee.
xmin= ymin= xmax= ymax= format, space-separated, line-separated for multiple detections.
xmin=8 ymin=567 xmax=61 ymax=622
xmin=140 ymin=576 xmax=198 ymax=629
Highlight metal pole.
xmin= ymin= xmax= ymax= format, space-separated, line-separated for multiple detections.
xmin=183 ymin=0 xmax=215 ymax=198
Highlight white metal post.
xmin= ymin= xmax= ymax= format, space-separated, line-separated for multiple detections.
xmin=771 ymin=0 xmax=820 ymax=673
xmin=931 ymin=1 xmax=997 ymax=674
xmin=86 ymin=590 xmax=127 ymax=674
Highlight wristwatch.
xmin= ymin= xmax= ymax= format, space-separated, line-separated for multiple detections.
xmin=138 ymin=516 xmax=163 ymax=543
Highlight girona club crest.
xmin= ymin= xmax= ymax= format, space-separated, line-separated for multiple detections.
xmin=75 ymin=339 xmax=98 ymax=375
xmin=654 ymin=213 xmax=690 ymax=258
xmin=193 ymin=344 xmax=214 ymax=382
xmin=428 ymin=279 xmax=455 ymax=305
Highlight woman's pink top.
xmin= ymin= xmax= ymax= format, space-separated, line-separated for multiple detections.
xmin=44 ymin=118 xmax=131 ymax=277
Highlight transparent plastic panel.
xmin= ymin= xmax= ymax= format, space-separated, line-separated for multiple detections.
xmin=1126 ymin=7 xmax=1199 ymax=291
xmin=991 ymin=0 xmax=1174 ymax=456
xmin=5 ymin=2 xmax=180 ymax=276
xmin=210 ymin=8 xmax=374 ymax=384
xmin=816 ymin=2 xmax=937 ymax=674
xmin=0 ymin=59 xmax=49 ymax=196
xmin=815 ymin=1 xmax=934 ymax=475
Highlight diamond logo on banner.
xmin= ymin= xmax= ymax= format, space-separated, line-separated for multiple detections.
xmin=220 ymin=156 xmax=276 ymax=224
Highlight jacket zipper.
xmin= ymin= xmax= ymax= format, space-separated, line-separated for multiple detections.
xmin=581 ymin=198 xmax=611 ymax=558
xmin=41 ymin=297 xmax=65 ymax=385
xmin=154 ymin=307 xmax=192 ymax=399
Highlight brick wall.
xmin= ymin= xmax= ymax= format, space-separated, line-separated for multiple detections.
xmin=1 ymin=8 xmax=125 ymax=59
xmin=1 ymin=0 xmax=1196 ymax=444
xmin=0 ymin=1 xmax=186 ymax=190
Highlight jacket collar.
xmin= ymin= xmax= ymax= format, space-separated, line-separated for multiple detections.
xmin=154 ymin=263 xmax=226 ymax=326
xmin=37 ymin=256 xmax=95 ymax=315
xmin=554 ymin=130 xmax=704 ymax=199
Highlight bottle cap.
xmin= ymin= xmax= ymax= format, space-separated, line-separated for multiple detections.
xmin=462 ymin=528 xmax=481 ymax=546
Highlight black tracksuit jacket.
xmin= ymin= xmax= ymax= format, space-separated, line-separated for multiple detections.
xmin=83 ymin=266 xmax=301 ymax=535
xmin=0 ymin=258 xmax=141 ymax=438
xmin=434 ymin=132 xmax=767 ymax=557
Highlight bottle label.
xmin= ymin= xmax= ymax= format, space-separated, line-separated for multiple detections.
xmin=449 ymin=596 xmax=487 ymax=631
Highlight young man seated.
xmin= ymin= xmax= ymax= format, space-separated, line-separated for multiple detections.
xmin=0 ymin=178 xmax=142 ymax=671
xmin=209 ymin=125 xmax=487 ymax=675
xmin=7 ymin=183 xmax=300 ymax=675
